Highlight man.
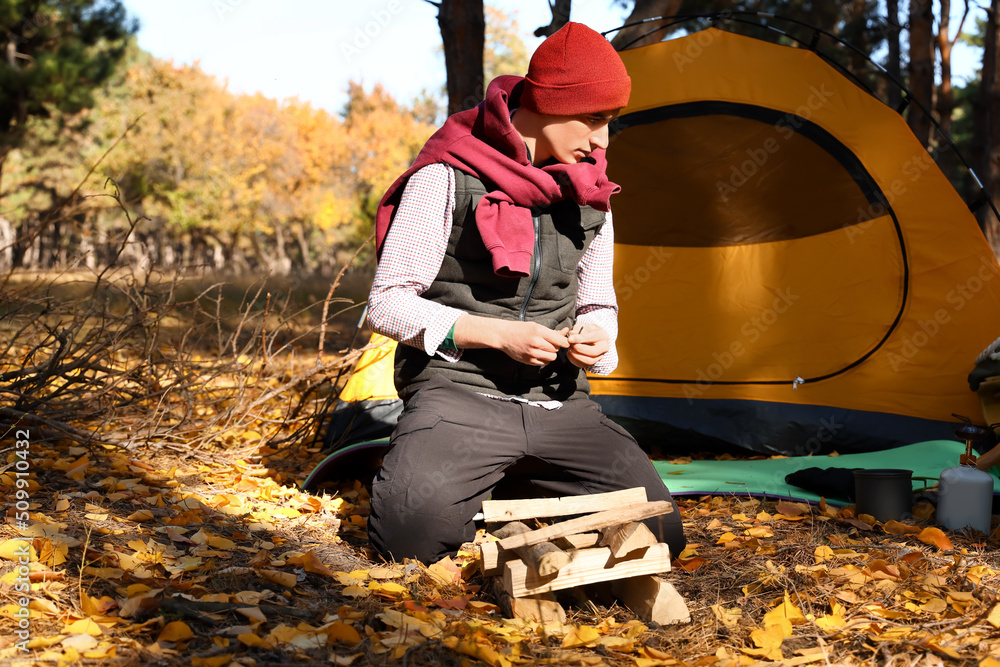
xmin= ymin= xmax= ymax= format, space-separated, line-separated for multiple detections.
xmin=366 ymin=22 xmax=685 ymax=564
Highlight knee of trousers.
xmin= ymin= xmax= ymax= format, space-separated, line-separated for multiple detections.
xmin=368 ymin=497 xmax=472 ymax=564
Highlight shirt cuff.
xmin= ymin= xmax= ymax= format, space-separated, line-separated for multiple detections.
xmin=577 ymin=309 xmax=618 ymax=375
xmin=425 ymin=308 xmax=465 ymax=362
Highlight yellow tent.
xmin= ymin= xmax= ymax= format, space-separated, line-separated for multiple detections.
xmin=590 ymin=28 xmax=1000 ymax=454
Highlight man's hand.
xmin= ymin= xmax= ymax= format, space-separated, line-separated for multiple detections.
xmin=453 ymin=315 xmax=569 ymax=366
xmin=498 ymin=321 xmax=571 ymax=366
xmin=566 ymin=322 xmax=610 ymax=368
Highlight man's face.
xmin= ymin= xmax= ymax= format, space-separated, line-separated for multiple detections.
xmin=536 ymin=110 xmax=619 ymax=165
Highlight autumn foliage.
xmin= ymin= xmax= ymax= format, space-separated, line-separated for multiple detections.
xmin=1 ymin=52 xmax=436 ymax=276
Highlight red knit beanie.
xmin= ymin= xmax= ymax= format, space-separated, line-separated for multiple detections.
xmin=521 ymin=22 xmax=631 ymax=116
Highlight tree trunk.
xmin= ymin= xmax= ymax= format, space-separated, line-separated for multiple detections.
xmin=293 ymin=223 xmax=315 ymax=274
xmin=978 ymin=0 xmax=1000 ymax=241
xmin=937 ymin=0 xmax=954 ymax=135
xmin=437 ymin=0 xmax=485 ymax=115
xmin=534 ymin=0 xmax=571 ymax=38
xmin=0 ymin=146 xmax=8 ymax=206
xmin=609 ymin=0 xmax=683 ymax=51
xmin=886 ymin=0 xmax=903 ymax=111
xmin=272 ymin=225 xmax=291 ymax=276
xmin=907 ymin=0 xmax=935 ymax=148
xmin=845 ymin=0 xmax=870 ymax=77
xmin=0 ymin=216 xmax=14 ymax=272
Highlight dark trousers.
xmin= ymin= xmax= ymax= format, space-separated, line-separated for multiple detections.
xmin=368 ymin=375 xmax=686 ymax=563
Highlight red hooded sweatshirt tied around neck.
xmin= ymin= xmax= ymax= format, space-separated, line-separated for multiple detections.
xmin=374 ymin=75 xmax=620 ymax=278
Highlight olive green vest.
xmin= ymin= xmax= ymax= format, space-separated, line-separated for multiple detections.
xmin=394 ymin=167 xmax=606 ymax=402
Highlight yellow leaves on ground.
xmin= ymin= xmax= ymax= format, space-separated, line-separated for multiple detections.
xmin=0 ymin=538 xmax=36 ymax=561
xmin=988 ymin=603 xmax=1000 ymax=628
xmin=561 ymin=624 xmax=602 ymax=648
xmin=7 ymin=434 xmax=1000 ymax=667
xmin=742 ymin=592 xmax=808 ymax=660
xmin=711 ymin=605 xmax=743 ymax=628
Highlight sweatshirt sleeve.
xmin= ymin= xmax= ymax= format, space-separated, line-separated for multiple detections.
xmin=367 ymin=163 xmax=465 ymax=360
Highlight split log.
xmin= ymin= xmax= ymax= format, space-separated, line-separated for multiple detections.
xmin=480 ymin=531 xmax=602 ymax=575
xmin=599 ymin=522 xmax=657 ymax=559
xmin=479 ymin=540 xmax=513 ymax=577
xmin=483 ymin=576 xmax=566 ymax=623
xmin=482 ymin=487 xmax=647 ymax=523
xmin=492 ymin=521 xmax=571 ymax=576
xmin=503 ymin=543 xmax=672 ymax=597
xmin=497 ymin=501 xmax=673 ymax=551
xmin=553 ymin=532 xmax=601 ymax=550
xmin=609 ymin=575 xmax=690 ymax=625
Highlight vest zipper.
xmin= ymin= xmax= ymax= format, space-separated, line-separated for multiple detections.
xmin=518 ymin=213 xmax=542 ymax=321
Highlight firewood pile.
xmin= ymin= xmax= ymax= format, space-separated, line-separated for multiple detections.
xmin=476 ymin=487 xmax=691 ymax=625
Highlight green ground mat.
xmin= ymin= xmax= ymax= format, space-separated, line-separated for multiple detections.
xmin=656 ymin=440 xmax=1000 ymax=504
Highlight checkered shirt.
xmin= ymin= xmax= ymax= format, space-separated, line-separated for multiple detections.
xmin=368 ymin=162 xmax=619 ymax=376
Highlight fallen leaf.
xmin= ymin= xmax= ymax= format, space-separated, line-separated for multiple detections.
xmin=260 ymin=570 xmax=297 ymax=588
xmin=301 ymin=550 xmax=336 ymax=578
xmin=466 ymin=600 xmax=500 ymax=614
xmin=0 ymin=538 xmax=36 ymax=561
xmin=368 ymin=567 xmax=401 ymax=580
xmin=775 ymin=500 xmax=807 ymax=516
xmin=674 ymin=556 xmax=706 ymax=572
xmin=369 ymin=581 xmax=409 ymax=599
xmin=61 ymin=634 xmax=99 ymax=651
xmin=325 ymin=621 xmax=361 ymax=645
xmin=922 ymin=598 xmax=948 ymax=614
xmin=867 ymin=559 xmax=901 ymax=579
xmin=764 ymin=592 xmax=806 ymax=627
xmin=711 ymin=604 xmax=742 ymax=628
xmin=815 ymin=613 xmax=846 ymax=631
xmin=157 ymin=621 xmax=194 ymax=642
xmin=562 ymin=624 xmax=601 ymax=648
xmin=917 ymin=526 xmax=954 ymax=551
xmin=63 ymin=619 xmax=103 ymax=636
xmin=238 ymin=633 xmax=274 ymax=648
xmin=883 ymin=519 xmax=920 ymax=534
xmin=747 ymin=526 xmax=774 ymax=538
xmin=166 ymin=527 xmax=196 ymax=546
xmin=841 ymin=517 xmax=873 ymax=531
